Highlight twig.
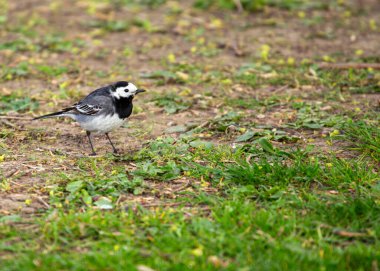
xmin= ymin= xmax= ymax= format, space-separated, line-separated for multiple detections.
xmin=318 ymin=63 xmax=380 ymax=70
xmin=4 ymin=169 xmax=18 ymax=178
xmin=333 ymin=229 xmax=368 ymax=238
xmin=231 ymin=35 xmax=245 ymax=56
xmin=21 ymin=163 xmax=46 ymax=171
xmin=32 ymin=196 xmax=50 ymax=209
xmin=233 ymin=0 xmax=244 ymax=12
xmin=0 ymin=119 xmax=18 ymax=128
xmin=246 ymin=154 xmax=254 ymax=164
xmin=79 ymin=197 xmax=89 ymax=208
xmin=272 ymin=85 xmax=289 ymax=93
xmin=115 ymin=195 xmax=123 ymax=206
xmin=0 ymin=116 xmax=32 ymax=120
xmin=173 ymin=180 xmax=190 ymax=193
xmin=196 ymin=121 xmax=210 ymax=129
xmin=221 ymin=160 xmax=238 ymax=163
xmin=141 ymin=202 xmax=184 ymax=208
xmin=9 ymin=180 xmax=23 ymax=187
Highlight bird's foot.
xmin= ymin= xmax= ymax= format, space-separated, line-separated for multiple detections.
xmin=89 ymin=152 xmax=97 ymax=156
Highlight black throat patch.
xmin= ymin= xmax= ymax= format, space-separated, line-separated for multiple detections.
xmin=114 ymin=96 xmax=133 ymax=119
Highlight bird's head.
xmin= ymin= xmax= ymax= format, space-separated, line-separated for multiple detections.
xmin=111 ymin=81 xmax=145 ymax=99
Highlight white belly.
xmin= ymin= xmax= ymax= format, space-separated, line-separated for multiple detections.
xmin=79 ymin=114 xmax=125 ymax=133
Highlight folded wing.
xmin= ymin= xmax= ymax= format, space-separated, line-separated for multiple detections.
xmin=74 ymin=103 xmax=102 ymax=115
xmin=72 ymin=88 xmax=114 ymax=116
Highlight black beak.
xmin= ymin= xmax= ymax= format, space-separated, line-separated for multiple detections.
xmin=136 ymin=89 xmax=146 ymax=94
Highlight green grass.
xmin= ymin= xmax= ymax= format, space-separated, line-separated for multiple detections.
xmin=343 ymin=120 xmax=380 ymax=161
xmin=2 ymin=138 xmax=380 ymax=270
xmin=2 ymin=196 xmax=379 ymax=271
xmin=193 ymin=0 xmax=334 ymax=11
xmin=233 ymin=63 xmax=379 ymax=91
xmin=151 ymin=92 xmax=191 ymax=114
xmin=286 ymin=102 xmax=345 ymax=129
xmin=1 ymin=0 xmax=380 ymax=269
xmin=225 ymin=96 xmax=282 ymax=109
xmin=0 ymin=93 xmax=39 ymax=113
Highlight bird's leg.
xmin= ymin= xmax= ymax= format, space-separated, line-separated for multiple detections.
xmin=86 ymin=131 xmax=96 ymax=156
xmin=105 ymin=133 xmax=118 ymax=154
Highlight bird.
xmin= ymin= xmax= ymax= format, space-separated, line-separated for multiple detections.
xmin=34 ymin=81 xmax=146 ymax=155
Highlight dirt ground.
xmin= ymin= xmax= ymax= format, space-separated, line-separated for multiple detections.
xmin=1 ymin=0 xmax=380 ymax=214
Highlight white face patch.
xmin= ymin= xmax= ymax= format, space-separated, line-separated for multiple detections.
xmin=113 ymin=83 xmax=138 ymax=99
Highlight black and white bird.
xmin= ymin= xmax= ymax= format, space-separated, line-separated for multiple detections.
xmin=34 ymin=81 xmax=145 ymax=155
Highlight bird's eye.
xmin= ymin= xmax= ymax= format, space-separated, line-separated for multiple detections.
xmin=124 ymin=89 xmax=129 ymax=92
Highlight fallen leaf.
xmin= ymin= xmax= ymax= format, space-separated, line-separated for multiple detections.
xmin=235 ymin=130 xmax=255 ymax=142
xmin=327 ymin=190 xmax=338 ymax=195
xmin=257 ymin=114 xmax=266 ymax=119
xmin=165 ymin=125 xmax=188 ymax=134
xmin=137 ymin=265 xmax=156 ymax=271
xmin=333 ymin=230 xmax=368 ymax=238
xmin=94 ymin=197 xmax=113 ymax=210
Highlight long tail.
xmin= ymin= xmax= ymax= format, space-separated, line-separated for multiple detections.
xmin=33 ymin=107 xmax=73 ymax=120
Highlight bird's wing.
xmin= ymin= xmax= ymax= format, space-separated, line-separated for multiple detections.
xmin=74 ymin=103 xmax=103 ymax=115
xmin=72 ymin=88 xmax=114 ymax=116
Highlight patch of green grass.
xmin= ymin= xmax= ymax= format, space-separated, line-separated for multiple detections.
xmin=0 ymin=36 xmax=86 ymax=54
xmin=151 ymin=92 xmax=191 ymax=114
xmin=193 ymin=0 xmax=332 ymax=12
xmin=225 ymin=95 xmax=283 ymax=109
xmin=87 ymin=17 xmax=157 ymax=34
xmin=235 ymin=128 xmax=299 ymax=143
xmin=1 ymin=62 xmax=72 ymax=81
xmin=88 ymin=19 xmax=130 ymax=32
xmin=129 ymin=137 xmax=378 ymax=192
xmin=2 ymin=137 xmax=380 ymax=269
xmin=1 ymin=62 xmax=29 ymax=81
xmin=0 ymin=39 xmax=35 ymax=52
xmin=0 ymin=15 xmax=6 ymax=26
xmin=286 ymin=102 xmax=345 ymax=129
xmin=36 ymin=65 xmax=68 ymax=77
xmin=110 ymin=0 xmax=167 ymax=8
xmin=234 ymin=63 xmax=314 ymax=88
xmin=0 ymin=128 xmax=14 ymax=139
xmin=142 ymin=63 xmax=206 ymax=85
xmin=26 ymin=157 xmax=145 ymax=209
xmin=185 ymin=139 xmax=377 ymax=190
xmin=41 ymin=35 xmax=86 ymax=53
xmin=2 ymin=196 xmax=378 ymax=271
xmin=234 ymin=63 xmax=261 ymax=87
xmin=195 ymin=111 xmax=242 ymax=133
xmin=141 ymin=70 xmax=184 ymax=85
xmin=317 ymin=69 xmax=380 ymax=94
xmin=6 ymin=12 xmax=46 ymax=37
xmin=131 ymin=18 xmax=155 ymax=32
xmin=0 ymin=93 xmax=39 ymax=113
xmin=343 ymin=120 xmax=380 ymax=161
xmin=233 ymin=62 xmax=380 ymax=94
